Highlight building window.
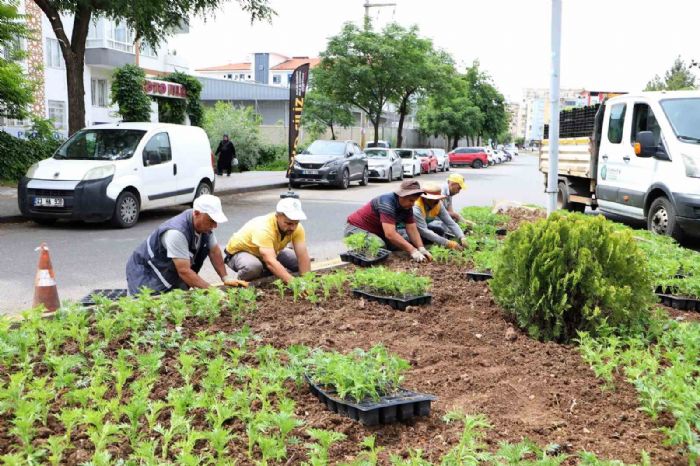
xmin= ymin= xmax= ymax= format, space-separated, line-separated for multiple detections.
xmin=140 ymin=42 xmax=157 ymax=58
xmin=46 ymin=38 xmax=64 ymax=69
xmin=91 ymin=79 xmax=108 ymax=107
xmin=272 ymin=74 xmax=281 ymax=84
xmin=48 ymin=101 xmax=66 ymax=130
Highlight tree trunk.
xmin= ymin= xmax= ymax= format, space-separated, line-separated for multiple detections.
xmin=330 ymin=123 xmax=336 ymax=140
xmin=371 ymin=116 xmax=380 ymax=144
xmin=396 ymin=92 xmax=411 ymax=148
xmin=451 ymin=136 xmax=459 ymax=150
xmin=34 ymin=1 xmax=91 ymax=135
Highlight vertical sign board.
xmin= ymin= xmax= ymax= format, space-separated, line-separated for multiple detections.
xmin=287 ymin=64 xmax=310 ymax=179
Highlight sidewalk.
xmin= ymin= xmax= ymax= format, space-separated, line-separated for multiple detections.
xmin=0 ymin=171 xmax=288 ymax=223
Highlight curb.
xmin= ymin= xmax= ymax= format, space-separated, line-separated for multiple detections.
xmin=0 ymin=182 xmax=290 ymax=224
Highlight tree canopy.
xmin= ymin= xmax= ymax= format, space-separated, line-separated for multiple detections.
xmin=645 ymin=56 xmax=697 ymax=91
xmin=33 ymin=0 xmax=274 ymax=134
xmin=0 ymin=2 xmax=34 ymax=119
xmin=301 ymin=87 xmax=354 ymax=140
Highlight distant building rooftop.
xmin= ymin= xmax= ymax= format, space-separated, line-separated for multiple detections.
xmin=195 ymin=62 xmax=251 ymax=72
xmin=271 ymin=57 xmax=321 ymax=71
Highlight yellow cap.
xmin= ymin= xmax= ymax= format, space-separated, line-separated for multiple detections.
xmin=447 ymin=173 xmax=466 ymax=190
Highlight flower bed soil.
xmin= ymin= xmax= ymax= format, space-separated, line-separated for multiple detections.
xmin=244 ymin=257 xmax=688 ymax=465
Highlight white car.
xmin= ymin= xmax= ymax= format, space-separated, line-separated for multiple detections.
xmin=429 ymin=148 xmax=449 ymax=171
xmin=483 ymin=147 xmax=500 ymax=164
xmin=494 ymin=149 xmax=509 ymax=162
xmin=505 ymin=143 xmax=519 ymax=156
xmin=19 ymin=122 xmax=216 ymax=228
xmin=395 ymin=149 xmax=422 ymax=177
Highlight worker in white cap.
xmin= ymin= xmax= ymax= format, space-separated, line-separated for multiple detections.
xmin=126 ymin=194 xmax=234 ymax=294
xmin=224 ymin=197 xmax=310 ymax=283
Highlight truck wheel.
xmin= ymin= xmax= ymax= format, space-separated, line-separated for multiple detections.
xmin=557 ymin=182 xmax=585 ymax=213
xmin=648 ymin=197 xmax=683 ymax=241
xmin=111 ymin=191 xmax=140 ymax=228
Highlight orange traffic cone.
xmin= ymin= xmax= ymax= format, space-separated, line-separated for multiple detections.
xmin=33 ymin=242 xmax=60 ymax=312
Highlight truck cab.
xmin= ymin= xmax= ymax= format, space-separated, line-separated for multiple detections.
xmin=541 ymin=91 xmax=700 ymax=240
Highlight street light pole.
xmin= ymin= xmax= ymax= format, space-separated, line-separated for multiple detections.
xmin=546 ymin=0 xmax=562 ymax=216
xmin=363 ymin=1 xmax=396 ymax=29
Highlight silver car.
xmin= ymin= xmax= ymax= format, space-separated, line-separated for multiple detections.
xmin=365 ymin=148 xmax=404 ymax=181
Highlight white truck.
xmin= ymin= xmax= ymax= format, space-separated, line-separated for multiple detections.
xmin=540 ymin=91 xmax=700 ymax=240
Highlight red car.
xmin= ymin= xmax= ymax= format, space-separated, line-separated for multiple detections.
xmin=416 ymin=149 xmax=438 ymax=173
xmin=448 ymin=147 xmax=489 ymax=169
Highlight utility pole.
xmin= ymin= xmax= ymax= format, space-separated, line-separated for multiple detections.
xmin=546 ymin=0 xmax=562 ymax=216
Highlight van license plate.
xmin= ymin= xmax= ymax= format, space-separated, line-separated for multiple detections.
xmin=34 ymin=197 xmax=64 ymax=207
xmin=303 ymin=169 xmax=319 ymax=175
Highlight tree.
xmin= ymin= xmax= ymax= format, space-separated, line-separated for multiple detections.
xmin=0 ymin=2 xmax=34 ymax=119
xmin=159 ymin=71 xmax=203 ymax=126
xmin=301 ymin=87 xmax=353 ymax=140
xmin=417 ymin=73 xmax=483 ymax=149
xmin=33 ymin=0 xmax=274 ymax=135
xmin=315 ymin=22 xmax=402 ymax=145
xmin=202 ymin=102 xmax=262 ymax=171
xmin=645 ymin=56 xmax=697 ymax=91
xmin=382 ymin=24 xmax=452 ymax=148
xmin=464 ymin=61 xmax=508 ymax=143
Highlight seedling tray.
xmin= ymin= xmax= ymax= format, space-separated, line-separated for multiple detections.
xmin=80 ymin=289 xmax=128 ymax=306
xmin=340 ymin=248 xmax=390 ymax=267
xmin=656 ymin=293 xmax=700 ymax=312
xmin=495 ymin=228 xmax=508 ymax=236
xmin=305 ymin=376 xmax=436 ymax=426
xmin=466 ymin=271 xmax=493 ymax=281
xmin=352 ymin=289 xmax=432 ymax=310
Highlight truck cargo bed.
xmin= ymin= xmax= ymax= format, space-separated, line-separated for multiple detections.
xmin=539 ymin=137 xmax=596 ymax=179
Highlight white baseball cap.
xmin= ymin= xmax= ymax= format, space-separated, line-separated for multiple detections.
xmin=193 ymin=194 xmax=228 ymax=223
xmin=276 ymin=197 xmax=307 ymax=221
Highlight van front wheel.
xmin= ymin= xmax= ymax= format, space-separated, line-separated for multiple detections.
xmin=193 ymin=180 xmax=212 ymax=202
xmin=111 ymin=191 xmax=140 ymax=228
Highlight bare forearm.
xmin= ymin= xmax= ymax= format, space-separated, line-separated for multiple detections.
xmin=406 ymin=224 xmax=424 ymax=249
xmin=209 ymin=248 xmax=228 ymax=279
xmin=264 ymin=258 xmax=294 ymax=284
xmin=178 ymin=268 xmax=210 ymax=289
xmin=385 ymin=230 xmax=416 ymax=253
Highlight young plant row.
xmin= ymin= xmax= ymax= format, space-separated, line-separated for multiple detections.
xmin=274 ymin=267 xmax=432 ymax=303
xmin=344 ymin=232 xmax=386 ymax=259
xmin=305 ymin=344 xmax=410 ymax=402
xmin=577 ymin=314 xmax=699 ymax=463
xmin=458 ymin=206 xmax=510 ymax=238
xmin=430 ymin=235 xmax=501 ymax=272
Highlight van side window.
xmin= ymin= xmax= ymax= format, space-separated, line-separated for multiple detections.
xmin=607 ymin=103 xmax=626 ymax=144
xmin=630 ymin=103 xmax=661 ymax=146
xmin=143 ymin=132 xmax=172 ymax=166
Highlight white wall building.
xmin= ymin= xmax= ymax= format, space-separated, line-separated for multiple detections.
xmin=195 ymin=53 xmax=320 ymax=88
xmin=1 ymin=1 xmax=190 ymax=139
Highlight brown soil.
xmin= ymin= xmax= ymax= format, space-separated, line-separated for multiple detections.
xmin=242 ymin=257 xmax=688 ymax=465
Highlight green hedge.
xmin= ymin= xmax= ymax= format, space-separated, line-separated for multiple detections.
xmin=0 ymin=131 xmax=61 ymax=182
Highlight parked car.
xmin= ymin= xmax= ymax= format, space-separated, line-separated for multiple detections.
xmin=505 ymin=143 xmax=519 ymax=156
xmin=448 ymin=147 xmax=489 ymax=169
xmin=495 ymin=149 xmax=511 ymax=162
xmin=366 ymin=140 xmax=391 ymax=148
xmin=429 ymin=148 xmax=449 ymax=171
xmin=396 ymin=149 xmax=422 ymax=177
xmin=503 ymin=148 xmax=516 ymax=160
xmin=416 ymin=149 xmax=438 ymax=173
xmin=365 ymin=148 xmax=404 ymax=181
xmin=19 ymin=123 xmax=215 ymax=228
xmin=289 ymin=139 xmax=368 ymax=190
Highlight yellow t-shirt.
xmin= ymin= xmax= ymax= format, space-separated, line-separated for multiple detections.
xmin=225 ymin=212 xmax=305 ymax=257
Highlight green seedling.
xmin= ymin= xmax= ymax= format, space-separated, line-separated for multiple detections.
xmin=304 ymin=428 xmax=347 ymax=466
xmin=344 ymin=232 xmax=384 ymax=258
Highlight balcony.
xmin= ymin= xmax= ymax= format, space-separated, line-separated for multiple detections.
xmin=86 ymin=37 xmax=134 ymax=54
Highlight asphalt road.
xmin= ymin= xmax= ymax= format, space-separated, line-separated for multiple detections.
xmin=0 ymin=154 xmax=545 ymax=314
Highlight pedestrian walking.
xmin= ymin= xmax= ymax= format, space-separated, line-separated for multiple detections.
xmin=215 ymin=134 xmax=236 ymax=176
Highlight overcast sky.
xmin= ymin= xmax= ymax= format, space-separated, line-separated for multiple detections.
xmin=176 ymin=0 xmax=699 ymax=101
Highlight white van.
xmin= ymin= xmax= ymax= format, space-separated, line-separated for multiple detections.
xmin=18 ymin=122 xmax=215 ymax=228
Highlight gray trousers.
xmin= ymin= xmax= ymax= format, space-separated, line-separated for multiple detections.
xmin=225 ymin=249 xmax=298 ymax=281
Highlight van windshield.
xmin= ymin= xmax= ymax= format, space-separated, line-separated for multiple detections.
xmin=660 ymin=98 xmax=700 ymax=143
xmin=54 ymin=129 xmax=147 ymax=160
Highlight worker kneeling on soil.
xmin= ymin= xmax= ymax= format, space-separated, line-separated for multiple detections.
xmin=126 ymin=194 xmax=234 ymax=295
xmin=224 ymin=198 xmax=311 ymax=284
xmin=344 ymin=179 xmax=433 ymax=262
xmin=441 ymin=173 xmax=475 ymax=232
xmin=414 ymin=182 xmax=468 ymax=250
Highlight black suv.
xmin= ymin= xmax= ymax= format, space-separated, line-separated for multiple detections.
xmin=290 ymin=140 xmax=368 ymax=189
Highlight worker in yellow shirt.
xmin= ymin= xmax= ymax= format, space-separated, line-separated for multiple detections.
xmin=224 ymin=198 xmax=311 ymax=283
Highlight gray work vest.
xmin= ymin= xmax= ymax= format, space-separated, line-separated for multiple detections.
xmin=126 ymin=209 xmax=211 ymax=295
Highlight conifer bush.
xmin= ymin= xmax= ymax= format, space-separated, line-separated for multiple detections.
xmin=491 ymin=212 xmax=654 ymax=343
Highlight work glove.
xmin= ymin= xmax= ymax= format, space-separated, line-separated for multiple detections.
xmin=418 ymin=247 xmax=433 ymax=262
xmin=460 ymin=237 xmax=470 ymax=247
xmin=410 ymin=249 xmax=427 ymax=262
xmin=223 ymin=274 xmax=249 ymax=288
xmin=446 ymin=240 xmax=462 ymax=251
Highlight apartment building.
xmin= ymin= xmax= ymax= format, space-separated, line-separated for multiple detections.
xmin=196 ymin=53 xmax=320 ymax=87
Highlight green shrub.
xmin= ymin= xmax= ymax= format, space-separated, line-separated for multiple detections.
xmin=202 ymin=102 xmax=262 ymax=171
xmin=111 ymin=65 xmax=152 ymax=122
xmin=0 ymin=131 xmax=61 ymax=182
xmin=491 ymin=212 xmax=654 ymax=343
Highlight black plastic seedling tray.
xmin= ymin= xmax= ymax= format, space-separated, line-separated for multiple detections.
xmin=495 ymin=228 xmax=508 ymax=236
xmin=80 ymin=289 xmax=129 ymax=306
xmin=352 ymin=289 xmax=432 ymax=310
xmin=656 ymin=293 xmax=700 ymax=312
xmin=306 ymin=376 xmax=436 ymax=426
xmin=466 ymin=271 xmax=493 ymax=281
xmin=340 ymin=248 xmax=391 ymax=267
